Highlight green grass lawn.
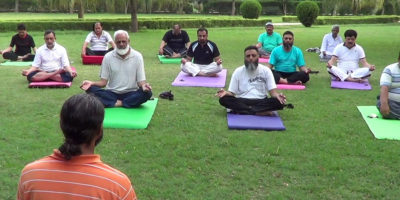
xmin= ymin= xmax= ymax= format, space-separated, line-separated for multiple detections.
xmin=0 ymin=23 xmax=400 ymax=199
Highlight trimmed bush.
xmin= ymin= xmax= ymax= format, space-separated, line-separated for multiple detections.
xmin=282 ymin=15 xmax=400 ymax=25
xmin=0 ymin=18 xmax=273 ymax=32
xmin=296 ymin=1 xmax=319 ymax=27
xmin=240 ymin=0 xmax=262 ymax=19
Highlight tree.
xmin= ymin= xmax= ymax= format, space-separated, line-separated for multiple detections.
xmin=15 ymin=0 xmax=19 ymax=12
xmin=130 ymin=0 xmax=139 ymax=32
xmin=78 ymin=0 xmax=84 ymax=18
xmin=231 ymin=0 xmax=236 ymax=15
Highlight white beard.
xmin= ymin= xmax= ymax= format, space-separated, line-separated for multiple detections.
xmin=116 ymin=46 xmax=130 ymax=56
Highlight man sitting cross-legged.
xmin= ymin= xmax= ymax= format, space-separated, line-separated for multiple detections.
xmin=81 ymin=30 xmax=152 ymax=108
xmin=327 ymin=29 xmax=375 ymax=82
xmin=1 ymin=23 xmax=36 ymax=61
xmin=217 ymin=46 xmax=287 ymax=116
xmin=268 ymin=31 xmax=311 ymax=85
xmin=377 ymin=51 xmax=400 ymax=119
xmin=181 ymin=27 xmax=223 ymax=77
xmin=159 ymin=24 xmax=190 ymax=58
xmin=81 ymin=22 xmax=116 ymax=56
xmin=17 ymin=94 xmax=137 ymax=199
xmin=21 ymin=30 xmax=76 ymax=82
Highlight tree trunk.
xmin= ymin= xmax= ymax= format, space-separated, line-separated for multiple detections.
xmin=130 ymin=0 xmax=138 ymax=32
xmin=69 ymin=0 xmax=74 ymax=14
xmin=15 ymin=0 xmax=19 ymax=13
xmin=78 ymin=0 xmax=84 ymax=18
xmin=282 ymin=0 xmax=287 ymax=16
xmin=231 ymin=0 xmax=236 ymax=16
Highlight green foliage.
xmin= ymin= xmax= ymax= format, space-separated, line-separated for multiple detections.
xmin=282 ymin=15 xmax=400 ymax=25
xmin=296 ymin=1 xmax=319 ymax=27
xmin=240 ymin=0 xmax=262 ymax=19
xmin=0 ymin=18 xmax=274 ymax=32
xmin=2 ymin=24 xmax=400 ymax=199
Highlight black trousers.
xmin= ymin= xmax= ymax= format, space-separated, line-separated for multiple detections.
xmin=3 ymin=51 xmax=35 ymax=61
xmin=86 ymin=47 xmax=114 ymax=56
xmin=272 ymin=70 xmax=309 ymax=84
xmin=163 ymin=45 xmax=187 ymax=57
xmin=219 ymin=96 xmax=283 ymax=115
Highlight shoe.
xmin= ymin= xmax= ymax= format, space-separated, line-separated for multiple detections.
xmin=159 ymin=90 xmax=174 ymax=100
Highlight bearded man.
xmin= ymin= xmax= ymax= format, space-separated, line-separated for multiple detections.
xmin=217 ymin=46 xmax=286 ymax=116
xmin=80 ymin=30 xmax=152 ymax=108
xmin=268 ymin=31 xmax=311 ymax=84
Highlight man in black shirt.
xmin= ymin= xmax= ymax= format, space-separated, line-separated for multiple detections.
xmin=1 ymin=23 xmax=36 ymax=61
xmin=181 ymin=27 xmax=223 ymax=77
xmin=159 ymin=24 xmax=190 ymax=58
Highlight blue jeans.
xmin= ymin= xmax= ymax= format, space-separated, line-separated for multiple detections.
xmin=87 ymin=86 xmax=152 ymax=108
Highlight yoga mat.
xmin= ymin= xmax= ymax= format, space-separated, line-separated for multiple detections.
xmin=158 ymin=55 xmax=182 ymax=64
xmin=82 ymin=55 xmax=104 ymax=65
xmin=172 ymin=69 xmax=227 ymax=88
xmin=29 ymin=81 xmax=72 ymax=88
xmin=28 ymin=67 xmax=76 ymax=88
xmin=0 ymin=61 xmax=33 ymax=66
xmin=331 ymin=80 xmax=372 ymax=90
xmin=277 ymin=84 xmax=306 ymax=90
xmin=258 ymin=58 xmax=270 ymax=64
xmin=227 ymin=112 xmax=285 ymax=131
xmin=357 ymin=106 xmax=400 ymax=140
xmin=103 ymin=98 xmax=158 ymax=129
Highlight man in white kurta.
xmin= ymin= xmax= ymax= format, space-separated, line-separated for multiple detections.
xmin=320 ymin=25 xmax=343 ymax=62
xmin=327 ymin=29 xmax=375 ymax=82
xmin=217 ymin=46 xmax=286 ymax=115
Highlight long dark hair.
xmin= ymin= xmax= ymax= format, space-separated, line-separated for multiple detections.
xmin=58 ymin=94 xmax=104 ymax=160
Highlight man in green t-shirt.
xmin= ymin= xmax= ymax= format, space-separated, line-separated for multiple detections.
xmin=255 ymin=22 xmax=283 ymax=58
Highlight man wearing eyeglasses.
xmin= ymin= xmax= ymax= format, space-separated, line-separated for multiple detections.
xmin=80 ymin=30 xmax=152 ymax=108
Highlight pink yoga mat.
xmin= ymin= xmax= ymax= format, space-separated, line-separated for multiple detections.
xmin=82 ymin=55 xmax=104 ymax=65
xmin=276 ymin=84 xmax=306 ymax=90
xmin=331 ymin=80 xmax=372 ymax=90
xmin=172 ymin=69 xmax=227 ymax=88
xmin=28 ymin=67 xmax=76 ymax=88
xmin=227 ymin=112 xmax=285 ymax=131
xmin=258 ymin=58 xmax=270 ymax=63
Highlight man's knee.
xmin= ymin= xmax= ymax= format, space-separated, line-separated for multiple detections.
xmin=26 ymin=71 xmax=39 ymax=82
xmin=219 ymin=96 xmax=233 ymax=107
xmin=60 ymin=72 xmax=73 ymax=82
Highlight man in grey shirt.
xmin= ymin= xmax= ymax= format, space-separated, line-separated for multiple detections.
xmin=81 ymin=30 xmax=152 ymax=108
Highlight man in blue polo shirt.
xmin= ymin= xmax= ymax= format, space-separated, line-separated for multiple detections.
xmin=181 ymin=27 xmax=222 ymax=77
xmin=256 ymin=22 xmax=282 ymax=58
xmin=269 ymin=31 xmax=310 ymax=84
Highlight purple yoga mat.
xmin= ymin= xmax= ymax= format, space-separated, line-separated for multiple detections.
xmin=227 ymin=112 xmax=286 ymax=131
xmin=331 ymin=80 xmax=372 ymax=90
xmin=172 ymin=69 xmax=227 ymax=88
xmin=277 ymin=84 xmax=306 ymax=90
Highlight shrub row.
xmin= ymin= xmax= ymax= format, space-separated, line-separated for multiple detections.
xmin=0 ymin=18 xmax=272 ymax=32
xmin=282 ymin=15 xmax=400 ymax=24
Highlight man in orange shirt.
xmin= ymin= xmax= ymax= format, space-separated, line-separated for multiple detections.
xmin=17 ymin=94 xmax=137 ymax=200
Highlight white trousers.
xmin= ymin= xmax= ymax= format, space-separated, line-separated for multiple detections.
xmin=328 ymin=66 xmax=371 ymax=81
xmin=181 ymin=62 xmax=222 ymax=76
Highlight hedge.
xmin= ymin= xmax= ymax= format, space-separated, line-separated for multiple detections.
xmin=282 ymin=15 xmax=400 ymax=24
xmin=0 ymin=18 xmax=272 ymax=32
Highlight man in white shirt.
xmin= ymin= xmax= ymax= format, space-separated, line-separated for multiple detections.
xmin=80 ymin=30 xmax=152 ymax=108
xmin=327 ymin=29 xmax=375 ymax=82
xmin=81 ymin=22 xmax=116 ymax=56
xmin=22 ymin=30 xmax=76 ymax=82
xmin=320 ymin=25 xmax=343 ymax=62
xmin=217 ymin=46 xmax=287 ymax=115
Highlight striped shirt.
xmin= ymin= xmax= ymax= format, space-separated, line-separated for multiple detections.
xmin=18 ymin=149 xmax=137 ymax=200
xmin=85 ymin=31 xmax=113 ymax=51
xmin=380 ymin=62 xmax=400 ymax=102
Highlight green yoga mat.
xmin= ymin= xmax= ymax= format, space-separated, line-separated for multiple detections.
xmin=157 ymin=55 xmax=181 ymax=64
xmin=0 ymin=61 xmax=33 ymax=66
xmin=357 ymin=106 xmax=400 ymax=140
xmin=103 ymin=98 xmax=158 ymax=129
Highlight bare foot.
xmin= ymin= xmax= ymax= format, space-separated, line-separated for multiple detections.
xmin=278 ymin=78 xmax=289 ymax=84
xmin=114 ymin=100 xmax=123 ymax=107
xmin=292 ymin=80 xmax=303 ymax=85
xmin=171 ymin=53 xmax=181 ymax=58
